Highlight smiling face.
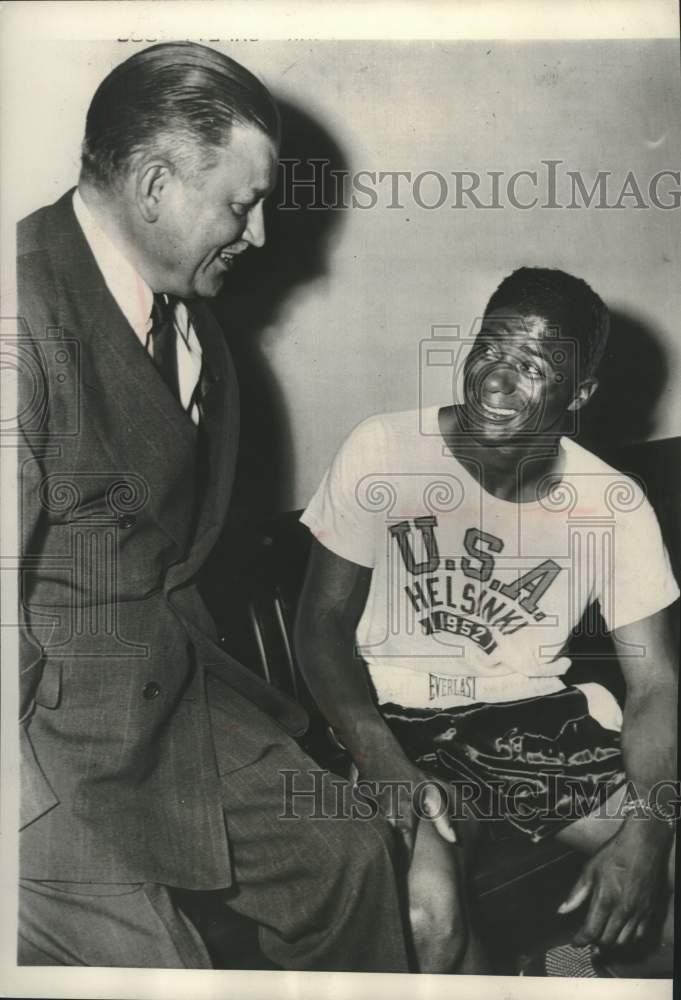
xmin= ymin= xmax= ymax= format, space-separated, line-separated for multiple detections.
xmin=461 ymin=307 xmax=594 ymax=445
xmin=146 ymin=123 xmax=278 ymax=298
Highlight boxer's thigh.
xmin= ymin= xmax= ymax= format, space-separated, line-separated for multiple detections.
xmin=408 ymin=817 xmax=464 ymax=914
xmin=381 ymin=687 xmax=627 ymax=843
xmin=18 ymin=879 xmax=211 ymax=968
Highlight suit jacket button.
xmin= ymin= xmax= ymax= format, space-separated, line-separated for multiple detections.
xmin=117 ymin=514 xmax=136 ymax=529
xmin=142 ymin=681 xmax=161 ymax=700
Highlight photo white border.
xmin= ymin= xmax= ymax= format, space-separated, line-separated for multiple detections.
xmin=1 ymin=2 xmax=677 ymax=998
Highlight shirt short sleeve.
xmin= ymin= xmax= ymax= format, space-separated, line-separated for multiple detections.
xmin=300 ymin=416 xmax=385 ymax=569
xmin=599 ymin=485 xmax=679 ymax=631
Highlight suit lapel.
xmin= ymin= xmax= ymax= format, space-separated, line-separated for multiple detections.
xmin=45 ymin=192 xmax=240 ymax=573
xmin=47 ymin=192 xmax=198 ymax=550
xmin=168 ymin=300 xmax=240 ymax=582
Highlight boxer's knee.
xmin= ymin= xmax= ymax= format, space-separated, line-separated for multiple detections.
xmin=409 ymin=892 xmax=467 ymax=972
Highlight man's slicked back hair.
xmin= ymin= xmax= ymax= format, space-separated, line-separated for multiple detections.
xmin=81 ymin=41 xmax=280 ymax=189
xmin=484 ymin=267 xmax=610 ymax=378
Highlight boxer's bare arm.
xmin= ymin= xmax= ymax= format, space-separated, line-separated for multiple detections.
xmin=559 ymin=603 xmax=678 ymax=951
xmin=295 ymin=538 xmax=456 ymax=854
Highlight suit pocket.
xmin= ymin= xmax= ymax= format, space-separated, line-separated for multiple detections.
xmin=213 ymin=733 xmax=275 ymax=777
xmin=20 ymin=723 xmax=59 ymax=830
xmin=206 ymin=670 xmax=290 ymax=777
xmin=33 ymin=660 xmax=62 ymax=708
xmin=210 ymin=706 xmax=277 ymax=777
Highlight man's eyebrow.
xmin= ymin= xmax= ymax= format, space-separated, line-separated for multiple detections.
xmin=234 ymin=182 xmax=276 ymax=203
xmin=232 ymin=190 xmax=263 ymax=203
xmin=521 ymin=339 xmax=553 ymax=359
xmin=479 ymin=327 xmax=557 ymax=363
xmin=526 ymin=343 xmax=555 ymax=363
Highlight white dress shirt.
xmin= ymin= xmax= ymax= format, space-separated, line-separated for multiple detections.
xmin=72 ymin=189 xmax=203 ymax=425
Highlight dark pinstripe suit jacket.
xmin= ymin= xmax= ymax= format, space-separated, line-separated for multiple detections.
xmin=17 ymin=190 xmax=308 ymax=886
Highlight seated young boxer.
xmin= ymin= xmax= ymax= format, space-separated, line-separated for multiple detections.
xmin=296 ymin=267 xmax=678 ymax=976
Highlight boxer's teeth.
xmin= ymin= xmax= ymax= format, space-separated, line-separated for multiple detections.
xmin=482 ymin=401 xmax=515 ymax=417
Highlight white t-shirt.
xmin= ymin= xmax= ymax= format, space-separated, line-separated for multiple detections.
xmin=301 ymin=406 xmax=679 ymax=712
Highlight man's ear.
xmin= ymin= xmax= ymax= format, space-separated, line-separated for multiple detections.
xmin=567 ymin=376 xmax=598 ymax=411
xmin=134 ymin=161 xmax=174 ymax=223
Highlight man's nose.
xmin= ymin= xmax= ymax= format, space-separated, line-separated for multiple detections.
xmin=243 ymin=202 xmax=266 ymax=248
xmin=483 ymin=362 xmax=517 ymax=395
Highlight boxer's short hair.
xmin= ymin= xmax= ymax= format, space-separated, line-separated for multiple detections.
xmin=484 ymin=267 xmax=610 ymax=378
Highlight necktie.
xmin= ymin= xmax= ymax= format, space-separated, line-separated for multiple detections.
xmin=148 ymin=293 xmax=180 ymax=402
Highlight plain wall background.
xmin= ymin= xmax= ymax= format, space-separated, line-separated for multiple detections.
xmin=5 ymin=37 xmax=680 ymax=511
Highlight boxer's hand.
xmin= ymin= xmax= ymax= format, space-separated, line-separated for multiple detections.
xmin=558 ymin=818 xmax=671 ymax=949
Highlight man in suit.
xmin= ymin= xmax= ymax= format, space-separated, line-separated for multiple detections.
xmin=16 ymin=41 xmax=409 ymax=970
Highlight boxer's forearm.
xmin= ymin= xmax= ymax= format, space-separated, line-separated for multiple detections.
xmin=295 ymin=539 xmax=414 ymax=773
xmin=295 ymin=608 xmax=411 ymax=770
xmin=614 ymin=604 xmax=678 ymax=830
xmin=620 ymin=687 xmax=677 ymax=832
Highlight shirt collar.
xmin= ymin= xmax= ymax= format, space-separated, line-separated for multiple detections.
xmin=72 ymin=188 xmax=154 ymax=345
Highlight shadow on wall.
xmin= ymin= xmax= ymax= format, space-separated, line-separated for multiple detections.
xmin=576 ymin=307 xmax=669 ymax=461
xmin=201 ymin=98 xmax=347 ymax=630
xmin=577 ymin=308 xmax=680 ymax=584
xmin=213 ymin=96 xmax=348 ymax=518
